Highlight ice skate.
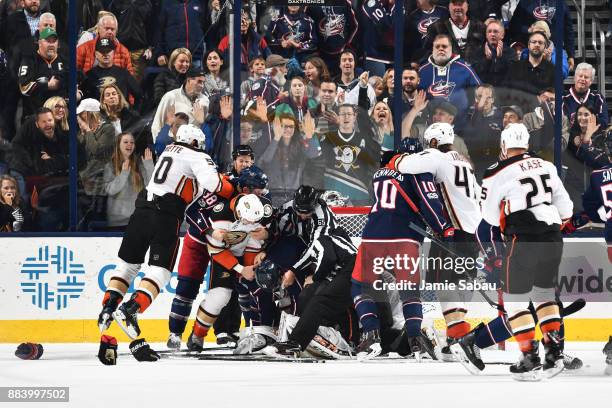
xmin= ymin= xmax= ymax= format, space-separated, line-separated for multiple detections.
xmin=450 ymin=330 xmax=484 ymax=374
xmin=603 ymin=336 xmax=612 ymax=375
xmin=542 ymin=331 xmax=564 ymax=378
xmin=216 ymin=332 xmax=239 ymax=347
xmin=186 ymin=330 xmax=204 ymax=352
xmin=356 ymin=329 xmax=382 ymax=361
xmin=263 ymin=340 xmax=302 ymax=358
xmin=112 ymin=300 xmax=141 ymax=340
xmin=167 ymin=332 xmax=182 ymax=350
xmin=97 ymin=305 xmax=115 ymax=333
xmin=407 ymin=332 xmax=437 ymax=362
xmin=510 ymin=341 xmax=542 ymax=381
xmin=234 ymin=326 xmax=276 ymax=355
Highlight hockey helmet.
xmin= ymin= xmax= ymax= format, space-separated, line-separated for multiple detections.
xmin=255 ymin=259 xmax=282 ymax=291
xmin=424 ymin=122 xmax=454 ymax=146
xmin=237 ymin=165 xmax=268 ymax=190
xmin=232 ymin=144 xmax=254 ymax=160
xmin=293 ymin=185 xmax=318 ymax=214
xmin=500 ymin=123 xmax=530 ymax=154
xmin=175 ymin=124 xmax=206 ymax=150
xmin=235 ymin=194 xmax=265 ymax=223
xmin=399 ymin=137 xmax=424 ymax=155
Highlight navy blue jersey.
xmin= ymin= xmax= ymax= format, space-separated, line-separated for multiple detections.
xmin=406 ymin=5 xmax=449 ymax=57
xmin=361 ymin=167 xmax=448 ymax=240
xmin=185 ymin=189 xmax=227 ymax=243
xmin=359 ymin=0 xmax=395 ymax=63
xmin=584 ymin=165 xmax=612 ymax=243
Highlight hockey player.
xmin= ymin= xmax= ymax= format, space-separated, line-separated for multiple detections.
xmin=186 ymin=193 xmax=275 ymax=351
xmin=166 ymin=165 xmax=270 ymax=349
xmin=351 ymin=138 xmax=452 ymax=361
xmin=97 ymin=124 xmax=231 ymax=341
xmin=477 ymin=123 xmax=573 ymax=380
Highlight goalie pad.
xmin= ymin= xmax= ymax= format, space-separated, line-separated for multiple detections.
xmin=234 ymin=326 xmax=277 ymax=355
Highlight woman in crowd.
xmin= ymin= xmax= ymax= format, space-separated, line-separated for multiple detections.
xmin=103 ymin=132 xmax=154 ymax=231
xmin=380 ymin=68 xmax=394 ymax=101
xmin=76 ymin=98 xmax=116 ymax=230
xmin=303 ymin=56 xmax=330 ymax=99
xmin=153 ymin=48 xmax=192 ymax=106
xmin=0 ymin=175 xmax=30 ymax=232
xmin=259 ymin=111 xmax=320 ymax=206
xmin=369 ymin=76 xmax=385 ymax=102
xmin=370 ymin=100 xmax=394 ymax=151
xmin=281 ymin=76 xmax=317 ymax=123
xmin=203 ymin=48 xmax=229 ymax=98
xmin=100 ymin=84 xmax=141 ymax=136
xmin=43 ymin=97 xmax=69 ymax=132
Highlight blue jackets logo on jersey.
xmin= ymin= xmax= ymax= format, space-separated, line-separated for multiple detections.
xmin=428 ymin=80 xmax=456 ymax=98
xmin=418 ymin=17 xmax=440 ymax=36
xmin=533 ymin=6 xmax=555 ymax=21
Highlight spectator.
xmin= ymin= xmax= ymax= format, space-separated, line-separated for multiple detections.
xmin=380 ymin=68 xmax=394 ymax=101
xmin=334 ymin=50 xmax=376 ymax=111
xmin=155 ymin=0 xmax=207 ymax=68
xmin=8 ymin=107 xmax=69 ymax=181
xmin=306 ymin=1 xmax=358 ymax=76
xmin=240 ymin=56 xmax=266 ymax=107
xmin=400 ymin=67 xmax=421 ymax=115
xmin=562 ymin=62 xmax=609 ymax=128
xmin=1 ymin=0 xmax=41 ymax=58
xmin=260 ymin=112 xmax=320 ymax=206
xmin=153 ymin=48 xmax=192 ymax=107
xmin=0 ymin=174 xmax=30 ymax=231
xmin=218 ymin=7 xmax=270 ymax=71
xmin=465 ymin=84 xmax=503 ymax=177
xmin=504 ymin=30 xmax=554 ymax=103
xmin=359 ymin=0 xmax=394 ymax=77
xmin=369 ymin=75 xmax=384 ymax=102
xmin=81 ymin=38 xmax=141 ymax=105
xmin=279 ymin=76 xmax=317 ymax=123
xmin=419 ymin=33 xmax=481 ymax=130
xmin=370 ymin=100 xmax=394 ymax=151
xmin=202 ymin=93 xmax=234 ymax=166
xmin=77 ymin=13 xmax=134 ymax=75
xmin=405 ymin=0 xmax=449 ymax=62
xmin=76 ymin=98 xmax=116 ymax=229
xmin=153 ymin=110 xmax=190 ymax=156
xmin=245 ymin=54 xmax=288 ymax=115
xmin=99 ymin=84 xmax=141 ymax=136
xmin=18 ymin=27 xmax=67 ymax=118
xmin=202 ymin=48 xmax=228 ymax=98
xmin=312 ymin=79 xmax=341 ymax=134
xmin=42 ymin=95 xmax=68 ymax=132
xmin=103 ymin=132 xmax=154 ymax=231
xmin=424 ymin=0 xmax=485 ymax=64
xmin=426 ymin=100 xmax=471 ymax=160
xmin=203 ymin=0 xmax=228 ymax=52
xmin=77 ymin=10 xmax=114 ymax=45
xmin=108 ymin=0 xmax=154 ymax=81
xmin=401 ymin=89 xmax=429 ymax=140
xmin=470 ymin=19 xmax=516 ymax=87
xmin=519 ymin=20 xmax=569 ymax=79
xmin=11 ymin=12 xmax=62 ymax=78
xmin=314 ymin=103 xmax=380 ymax=205
xmin=303 ymin=56 xmax=330 ymax=99
xmin=523 ymin=87 xmax=570 ymax=161
xmin=502 ymin=104 xmax=523 ymax=129
xmin=151 ymin=68 xmax=209 ymax=142
xmin=507 ymin=0 xmax=575 ymax=72
xmin=266 ymin=5 xmax=317 ymax=63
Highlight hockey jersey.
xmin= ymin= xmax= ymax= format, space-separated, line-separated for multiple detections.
xmin=418 ymin=54 xmax=481 ymax=128
xmin=583 ymin=165 xmax=612 ymax=243
xmin=562 ymin=88 xmax=609 ymax=128
xmin=396 ymin=148 xmax=481 ymax=233
xmin=359 ymin=0 xmax=395 ymax=63
xmin=361 ymin=166 xmax=448 ymax=240
xmin=306 ymin=3 xmax=358 ymax=56
xmin=267 ymin=10 xmax=317 ymax=59
xmin=480 ymin=152 xmax=573 ymax=234
xmin=406 ymin=5 xmax=449 ymax=60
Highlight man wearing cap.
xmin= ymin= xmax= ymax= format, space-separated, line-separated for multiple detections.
xmin=81 ymin=37 xmax=141 ymax=104
xmin=18 ymin=26 xmax=66 ymax=117
xmin=245 ymin=54 xmax=288 ymax=115
xmin=428 ymin=100 xmax=472 ymax=160
xmin=76 ymin=13 xmax=133 ymax=75
xmin=151 ymin=67 xmax=209 ymax=142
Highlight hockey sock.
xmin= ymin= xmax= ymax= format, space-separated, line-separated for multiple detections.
xmin=535 ymin=301 xmax=561 ymax=342
xmin=102 ymin=290 xmax=123 ymax=310
xmin=442 ymin=305 xmax=470 ymax=339
xmin=402 ymin=299 xmax=423 ymax=337
xmin=194 ymin=307 xmax=217 ymax=338
xmin=473 ymin=316 xmax=513 ymax=349
xmin=169 ymin=277 xmax=201 ymax=335
xmin=508 ymin=309 xmax=536 ymax=352
xmin=351 ymin=282 xmax=380 ymax=332
xmin=131 ymin=290 xmax=153 ymax=313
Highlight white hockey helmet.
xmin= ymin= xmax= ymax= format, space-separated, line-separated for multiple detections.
xmin=424 ymin=122 xmax=454 ymax=146
xmin=175 ymin=124 xmax=206 ymax=150
xmin=235 ymin=194 xmax=265 ymax=224
xmin=500 ymin=123 xmax=530 ymax=154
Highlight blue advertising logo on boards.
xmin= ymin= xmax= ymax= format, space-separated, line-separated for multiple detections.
xmin=20 ymin=246 xmax=85 ymax=310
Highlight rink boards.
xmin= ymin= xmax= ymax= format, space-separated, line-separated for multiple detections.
xmin=0 ymin=236 xmax=610 ymax=343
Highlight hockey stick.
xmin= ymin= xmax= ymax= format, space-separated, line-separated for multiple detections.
xmin=197 ymin=354 xmax=325 ymax=363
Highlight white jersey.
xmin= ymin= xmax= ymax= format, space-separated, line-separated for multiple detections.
xmin=146 ymin=143 xmax=221 ymax=205
xmin=480 ymin=153 xmax=573 ymax=227
xmin=396 ymin=148 xmax=482 ymax=233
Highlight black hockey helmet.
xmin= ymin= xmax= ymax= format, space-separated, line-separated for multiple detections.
xmin=255 ymin=259 xmax=282 ymax=291
xmin=293 ymin=185 xmax=318 ymax=214
xmin=232 ymin=144 xmax=254 ymax=160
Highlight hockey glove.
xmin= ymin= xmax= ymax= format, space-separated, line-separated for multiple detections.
xmin=15 ymin=342 xmax=44 ymax=360
xmin=482 ymin=256 xmax=502 ymax=284
xmin=97 ymin=335 xmax=118 ymax=365
xmin=440 ymin=225 xmax=455 ymax=243
xmin=129 ymin=338 xmax=160 ymax=362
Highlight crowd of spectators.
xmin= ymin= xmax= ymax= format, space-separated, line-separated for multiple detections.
xmin=0 ymin=0 xmax=610 ymax=231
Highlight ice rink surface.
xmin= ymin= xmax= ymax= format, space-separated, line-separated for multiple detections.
xmin=1 ymin=342 xmax=610 ymax=408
